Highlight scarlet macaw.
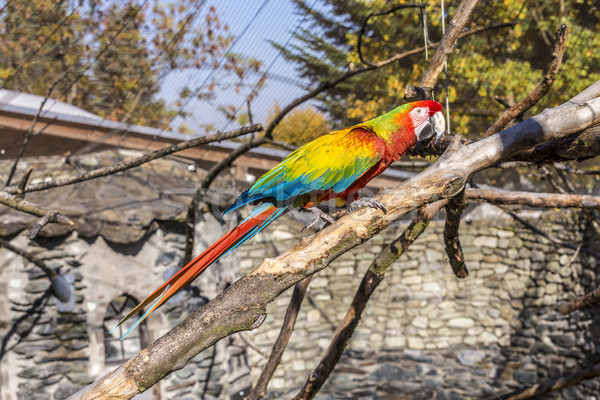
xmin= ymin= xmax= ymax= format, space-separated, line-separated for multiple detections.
xmin=115 ymin=100 xmax=444 ymax=337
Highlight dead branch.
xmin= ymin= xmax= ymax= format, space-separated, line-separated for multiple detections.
xmin=465 ymin=188 xmax=600 ymax=209
xmin=4 ymin=124 xmax=262 ymax=195
xmin=0 ymin=191 xmax=74 ymax=227
xmin=498 ymin=363 xmax=600 ymax=400
xmin=485 ymin=24 xmax=568 ymax=136
xmin=419 ymin=0 xmax=480 ymax=88
xmin=69 ymin=85 xmax=600 ymax=400
xmin=558 ymin=287 xmax=600 ymax=315
xmin=246 ymin=276 xmax=313 ymax=400
xmin=444 ymin=188 xmax=468 ymax=278
xmin=410 ymin=123 xmax=600 ymax=163
xmin=294 ymin=201 xmax=445 ymax=400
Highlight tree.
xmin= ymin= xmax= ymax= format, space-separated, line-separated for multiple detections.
xmin=0 ymin=0 xmax=261 ymax=129
xmin=269 ymin=102 xmax=330 ymax=146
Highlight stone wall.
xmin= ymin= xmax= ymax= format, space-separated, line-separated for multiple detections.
xmin=1 ymin=206 xmax=599 ymax=399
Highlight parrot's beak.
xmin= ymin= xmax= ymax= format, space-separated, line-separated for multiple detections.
xmin=431 ymin=111 xmax=445 ymax=144
xmin=416 ymin=111 xmax=445 ymax=144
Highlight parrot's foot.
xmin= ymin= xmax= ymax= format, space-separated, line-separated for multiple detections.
xmin=302 ymin=207 xmax=336 ymax=231
xmin=349 ymin=198 xmax=387 ymax=214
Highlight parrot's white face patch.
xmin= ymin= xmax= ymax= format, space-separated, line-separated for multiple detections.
xmin=412 ymin=107 xmax=446 ymax=143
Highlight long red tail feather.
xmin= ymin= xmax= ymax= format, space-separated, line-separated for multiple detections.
xmin=113 ymin=204 xmax=284 ymax=337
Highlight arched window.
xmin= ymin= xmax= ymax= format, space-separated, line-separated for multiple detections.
xmin=103 ymin=294 xmax=148 ymax=364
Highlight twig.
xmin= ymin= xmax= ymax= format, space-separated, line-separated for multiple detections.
xmin=247 ymin=276 xmax=313 ymax=400
xmin=465 ymin=188 xmax=600 ymax=209
xmin=238 ymin=333 xmax=268 ymax=359
xmin=294 ymin=201 xmax=445 ymax=400
xmin=486 ymin=24 xmax=568 ymax=136
xmin=558 ymin=287 xmax=600 ymax=315
xmin=0 ymin=191 xmax=74 ymax=227
xmin=444 ymin=188 xmax=468 ymax=278
xmin=499 ymin=206 xmax=600 ymax=257
xmin=357 ymin=4 xmax=422 ymax=68
xmin=497 ymin=363 xmax=600 ymax=400
xmin=265 ymin=138 xmax=297 ymax=152
xmin=0 ymin=238 xmax=56 ymax=279
xmin=4 ymin=124 xmax=262 ymax=195
xmin=16 ymin=166 xmax=34 ymax=199
xmin=3 ymin=94 xmax=56 ymax=187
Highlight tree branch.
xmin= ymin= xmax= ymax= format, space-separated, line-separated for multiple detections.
xmin=465 ymin=188 xmax=600 ymax=209
xmin=0 ymin=191 xmax=74 ymax=227
xmin=419 ymin=0 xmax=481 ymax=88
xmin=4 ymin=124 xmax=262 ymax=195
xmin=485 ymin=24 xmax=568 ymax=136
xmin=443 ymin=188 xmax=468 ymax=278
xmin=0 ymin=238 xmax=71 ymax=302
xmin=558 ymin=287 xmax=600 ymax=315
xmin=246 ymin=276 xmax=313 ymax=400
xmin=294 ymin=201 xmax=445 ymax=400
xmin=498 ymin=363 xmax=600 ymax=400
xmin=68 ymin=83 xmax=600 ymax=400
xmin=409 ymin=122 xmax=600 ymax=163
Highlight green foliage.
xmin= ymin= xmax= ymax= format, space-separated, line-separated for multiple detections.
xmin=278 ymin=0 xmax=600 ymax=138
xmin=0 ymin=0 xmax=261 ymax=129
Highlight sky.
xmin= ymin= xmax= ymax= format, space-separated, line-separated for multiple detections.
xmin=156 ymin=0 xmax=323 ymax=134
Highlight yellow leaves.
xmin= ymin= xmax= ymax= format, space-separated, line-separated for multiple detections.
xmin=270 ymin=103 xmax=331 ymax=147
xmin=0 ymin=68 xmax=15 ymax=80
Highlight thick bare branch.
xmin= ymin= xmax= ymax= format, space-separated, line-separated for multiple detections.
xmin=558 ymin=287 xmax=600 ymax=315
xmin=485 ymin=24 xmax=568 ymax=136
xmin=465 ymin=188 xmax=600 ymax=209
xmin=419 ymin=0 xmax=481 ymax=88
xmin=294 ymin=201 xmax=445 ymax=400
xmin=69 ymin=86 xmax=600 ymax=400
xmin=4 ymin=124 xmax=262 ymax=195
xmin=409 ymin=122 xmax=600 ymax=163
xmin=498 ymin=363 xmax=600 ymax=400
xmin=247 ymin=276 xmax=312 ymax=400
xmin=443 ymin=189 xmax=468 ymax=278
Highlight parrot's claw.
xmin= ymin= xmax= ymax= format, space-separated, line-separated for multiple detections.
xmin=349 ymin=198 xmax=387 ymax=214
xmin=302 ymin=207 xmax=336 ymax=231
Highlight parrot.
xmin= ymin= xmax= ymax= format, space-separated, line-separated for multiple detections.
xmin=113 ymin=100 xmax=444 ymax=338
